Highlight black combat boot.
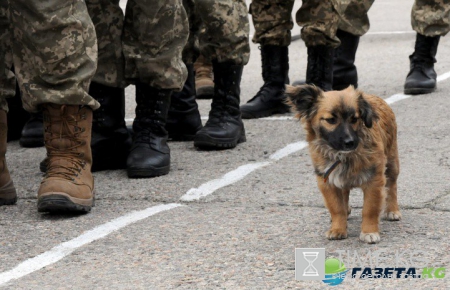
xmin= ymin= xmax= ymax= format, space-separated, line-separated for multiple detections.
xmin=127 ymin=82 xmax=172 ymax=178
xmin=6 ymin=82 xmax=29 ymax=142
xmin=404 ymin=33 xmax=440 ymax=95
xmin=306 ymin=45 xmax=334 ymax=91
xmin=90 ymin=82 xmax=132 ymax=171
xmin=333 ymin=29 xmax=360 ymax=90
xmin=166 ymin=64 xmax=202 ymax=141
xmin=240 ymin=45 xmax=290 ymax=118
xmin=194 ymin=61 xmax=246 ymax=149
xmin=20 ymin=113 xmax=44 ymax=147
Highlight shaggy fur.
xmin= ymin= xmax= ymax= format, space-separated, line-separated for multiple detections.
xmin=286 ymin=84 xmax=401 ymax=244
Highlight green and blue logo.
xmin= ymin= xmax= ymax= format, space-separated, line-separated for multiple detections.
xmin=322 ymin=258 xmax=348 ymax=286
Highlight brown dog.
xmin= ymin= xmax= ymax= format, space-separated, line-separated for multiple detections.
xmin=286 ymin=84 xmax=401 ymax=244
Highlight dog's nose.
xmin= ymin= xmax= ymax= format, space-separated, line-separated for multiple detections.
xmin=344 ymin=138 xmax=357 ymax=150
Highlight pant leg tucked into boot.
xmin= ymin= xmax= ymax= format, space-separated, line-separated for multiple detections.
xmin=166 ymin=64 xmax=202 ymax=141
xmin=194 ymin=61 xmax=246 ymax=149
xmin=38 ymin=104 xmax=94 ymax=213
xmin=0 ymin=110 xmax=17 ymax=206
xmin=240 ymin=45 xmax=290 ymax=119
xmin=127 ymin=82 xmax=172 ymax=178
xmin=404 ymin=33 xmax=440 ymax=95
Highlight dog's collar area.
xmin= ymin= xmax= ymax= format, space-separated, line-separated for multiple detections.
xmin=323 ymin=160 xmax=341 ymax=183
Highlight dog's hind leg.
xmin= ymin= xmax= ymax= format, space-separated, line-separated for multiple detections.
xmin=384 ymin=158 xmax=402 ymax=221
xmin=317 ymin=178 xmax=348 ymax=240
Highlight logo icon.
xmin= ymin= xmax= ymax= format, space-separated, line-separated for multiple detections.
xmin=295 ymin=248 xmax=325 ymax=280
xmin=322 ymin=258 xmax=348 ymax=286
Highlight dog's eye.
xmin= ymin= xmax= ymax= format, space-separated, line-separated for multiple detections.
xmin=350 ymin=117 xmax=358 ymax=124
xmin=325 ymin=117 xmax=337 ymax=125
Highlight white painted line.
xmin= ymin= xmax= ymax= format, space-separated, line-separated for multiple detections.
xmin=385 ymin=93 xmax=411 ymax=105
xmin=180 ymin=162 xmax=270 ymax=201
xmin=437 ymin=71 xmax=450 ymax=82
xmin=269 ymin=141 xmax=308 ymax=161
xmin=0 ymin=203 xmax=182 ymax=287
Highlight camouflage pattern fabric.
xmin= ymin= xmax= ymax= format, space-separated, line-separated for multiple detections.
xmin=250 ymin=0 xmax=295 ymax=47
xmin=9 ymin=0 xmax=99 ymax=113
xmin=86 ymin=0 xmax=126 ymax=88
xmin=194 ymin=0 xmax=250 ymax=65
xmin=412 ymin=0 xmax=450 ymax=36
xmin=251 ymin=0 xmax=373 ymax=48
xmin=0 ymin=1 xmax=14 ymax=112
xmin=122 ymin=0 xmax=188 ymax=90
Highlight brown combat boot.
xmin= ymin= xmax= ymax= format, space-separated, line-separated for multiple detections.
xmin=0 ymin=110 xmax=17 ymax=205
xmin=38 ymin=104 xmax=94 ymax=213
xmin=194 ymin=54 xmax=214 ymax=99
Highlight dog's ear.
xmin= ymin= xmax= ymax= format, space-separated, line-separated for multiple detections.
xmin=285 ymin=84 xmax=322 ymax=119
xmin=357 ymin=92 xmax=378 ymax=128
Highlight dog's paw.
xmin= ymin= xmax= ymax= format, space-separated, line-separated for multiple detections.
xmin=359 ymin=232 xmax=380 ymax=244
xmin=326 ymin=229 xmax=348 ymax=240
xmin=384 ymin=211 xmax=402 ymax=221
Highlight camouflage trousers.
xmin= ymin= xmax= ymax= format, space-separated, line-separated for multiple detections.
xmin=0 ymin=0 xmax=99 ymax=113
xmin=182 ymin=0 xmax=250 ymax=65
xmin=87 ymin=0 xmax=188 ymax=90
xmin=412 ymin=0 xmax=450 ymax=36
xmin=251 ymin=0 xmax=374 ymax=48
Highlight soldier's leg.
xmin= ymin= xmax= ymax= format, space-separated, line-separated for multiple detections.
xmin=194 ymin=0 xmax=250 ymax=149
xmin=240 ymin=0 xmax=294 ymax=119
xmin=10 ymin=0 xmax=98 ymax=213
xmin=0 ymin=2 xmax=18 ymax=206
xmin=166 ymin=0 xmax=203 ymax=141
xmin=405 ymin=0 xmax=450 ymax=94
xmin=333 ymin=0 xmax=374 ymax=90
xmin=85 ymin=0 xmax=131 ymax=172
xmin=123 ymin=0 xmax=189 ymax=178
xmin=296 ymin=0 xmax=341 ymax=91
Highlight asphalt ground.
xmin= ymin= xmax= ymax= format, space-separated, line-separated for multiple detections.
xmin=1 ymin=0 xmax=450 ymax=289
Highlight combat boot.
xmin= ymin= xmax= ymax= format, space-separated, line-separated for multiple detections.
xmin=6 ymin=83 xmax=29 ymax=142
xmin=90 ymin=82 xmax=131 ymax=171
xmin=333 ymin=30 xmax=360 ymax=90
xmin=194 ymin=54 xmax=214 ymax=99
xmin=127 ymin=82 xmax=172 ymax=178
xmin=20 ymin=113 xmax=44 ymax=148
xmin=240 ymin=45 xmax=290 ymax=119
xmin=404 ymin=33 xmax=440 ymax=95
xmin=194 ymin=61 xmax=246 ymax=149
xmin=306 ymin=45 xmax=334 ymax=91
xmin=38 ymin=104 xmax=94 ymax=213
xmin=166 ymin=64 xmax=202 ymax=141
xmin=0 ymin=110 xmax=17 ymax=206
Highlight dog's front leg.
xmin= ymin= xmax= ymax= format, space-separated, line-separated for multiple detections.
xmin=317 ymin=179 xmax=348 ymax=240
xmin=360 ymin=180 xmax=385 ymax=244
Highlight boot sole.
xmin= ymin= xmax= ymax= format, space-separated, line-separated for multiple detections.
xmin=38 ymin=192 xmax=94 ymax=213
xmin=241 ymin=107 xmax=290 ymax=119
xmin=127 ymin=165 xmax=170 ymax=178
xmin=0 ymin=180 xmax=18 ymax=206
xmin=404 ymin=86 xmax=436 ymax=95
xmin=194 ymin=132 xmax=246 ymax=149
xmin=19 ymin=136 xmax=44 ymax=148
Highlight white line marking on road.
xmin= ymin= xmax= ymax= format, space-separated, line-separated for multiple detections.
xmin=0 ymin=203 xmax=182 ymax=287
xmin=269 ymin=141 xmax=308 ymax=161
xmin=385 ymin=93 xmax=411 ymax=105
xmin=180 ymin=162 xmax=270 ymax=201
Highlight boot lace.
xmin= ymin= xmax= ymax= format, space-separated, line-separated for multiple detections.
xmin=44 ymin=106 xmax=86 ymax=181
